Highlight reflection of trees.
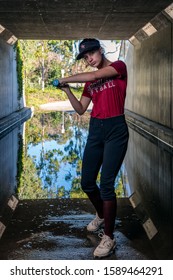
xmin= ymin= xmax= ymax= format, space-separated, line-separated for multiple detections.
xmin=36 ymin=149 xmax=61 ymax=193
xmin=115 ymin=171 xmax=125 ymax=197
xmin=18 ymin=110 xmax=125 ymax=199
xmin=25 ymin=112 xmax=63 ymax=145
xmin=70 ymin=177 xmax=87 ymax=198
xmin=57 ymin=127 xmax=73 ymax=145
xmin=68 ymin=159 xmax=87 ymax=198
xmin=57 ymin=186 xmax=69 ymax=198
xmin=17 ymin=155 xmax=47 ymax=199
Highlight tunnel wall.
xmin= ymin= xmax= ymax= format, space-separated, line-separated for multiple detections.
xmin=0 ymin=38 xmax=21 ymax=119
xmin=126 ymin=24 xmax=172 ymax=128
xmin=124 ymin=17 xmax=173 ymax=253
xmin=0 ymin=127 xmax=19 ymax=209
xmin=0 ymin=38 xmax=32 ymax=225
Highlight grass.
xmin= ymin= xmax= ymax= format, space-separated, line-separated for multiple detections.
xmin=25 ymin=86 xmax=83 ymax=111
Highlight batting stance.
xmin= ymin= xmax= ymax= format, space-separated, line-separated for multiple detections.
xmin=53 ymin=38 xmax=129 ymax=258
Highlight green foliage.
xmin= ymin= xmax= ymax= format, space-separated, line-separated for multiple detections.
xmin=25 ymin=86 xmax=82 ymax=112
xmin=25 ymin=112 xmax=63 ymax=145
xmin=17 ymin=126 xmax=51 ymax=200
xmin=17 ymin=154 xmax=47 ymax=199
xmin=57 ymin=186 xmax=68 ymax=198
xmin=14 ymin=41 xmax=24 ymax=102
xmin=70 ymin=177 xmax=88 ymax=198
xmin=17 ymin=39 xmax=90 ymax=111
xmin=19 ymin=40 xmax=78 ymax=90
xmin=16 ymin=133 xmax=24 ymax=192
xmin=48 ymin=40 xmax=74 ymax=57
xmin=115 ymin=176 xmax=125 ymax=197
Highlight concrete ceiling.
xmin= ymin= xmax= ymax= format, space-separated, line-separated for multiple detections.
xmin=0 ymin=0 xmax=172 ymax=40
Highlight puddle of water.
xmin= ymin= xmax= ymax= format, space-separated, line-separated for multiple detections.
xmin=17 ymin=111 xmax=127 ymax=199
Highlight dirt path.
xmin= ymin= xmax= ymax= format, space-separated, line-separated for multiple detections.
xmin=39 ymin=100 xmax=93 ymax=111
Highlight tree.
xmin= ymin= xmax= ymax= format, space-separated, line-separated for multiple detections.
xmin=19 ymin=40 xmax=78 ymax=90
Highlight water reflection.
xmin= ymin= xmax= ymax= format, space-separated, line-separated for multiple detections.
xmin=17 ymin=111 xmax=126 ymax=199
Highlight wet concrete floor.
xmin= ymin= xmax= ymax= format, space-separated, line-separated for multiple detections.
xmin=0 ymin=198 xmax=157 ymax=260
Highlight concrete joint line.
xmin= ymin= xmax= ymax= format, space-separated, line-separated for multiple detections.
xmin=125 ymin=110 xmax=173 ymax=150
xmin=127 ymin=119 xmax=173 ymax=150
xmin=152 ymin=12 xmax=171 ymax=30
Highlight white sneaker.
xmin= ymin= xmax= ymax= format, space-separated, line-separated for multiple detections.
xmin=87 ymin=213 xmax=104 ymax=232
xmin=93 ymin=234 xmax=116 ymax=258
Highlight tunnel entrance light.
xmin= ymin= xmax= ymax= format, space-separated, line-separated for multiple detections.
xmin=164 ymin=3 xmax=173 ymax=19
xmin=0 ymin=24 xmax=5 ymax=33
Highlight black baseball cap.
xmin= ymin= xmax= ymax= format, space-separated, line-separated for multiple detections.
xmin=76 ymin=38 xmax=101 ymax=60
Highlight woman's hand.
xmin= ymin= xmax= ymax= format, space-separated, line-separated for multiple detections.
xmin=58 ymin=82 xmax=70 ymax=93
xmin=53 ymin=78 xmax=70 ymax=92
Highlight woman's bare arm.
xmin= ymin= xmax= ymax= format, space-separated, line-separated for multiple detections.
xmin=59 ymin=86 xmax=91 ymax=115
xmin=58 ymin=65 xmax=118 ymax=84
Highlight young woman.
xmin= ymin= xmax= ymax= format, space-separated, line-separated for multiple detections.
xmin=57 ymin=38 xmax=129 ymax=258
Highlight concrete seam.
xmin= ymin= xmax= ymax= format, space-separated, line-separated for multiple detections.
xmin=127 ymin=119 xmax=173 ymax=149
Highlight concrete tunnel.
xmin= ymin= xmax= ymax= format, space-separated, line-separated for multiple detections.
xmin=0 ymin=0 xmax=173 ymax=258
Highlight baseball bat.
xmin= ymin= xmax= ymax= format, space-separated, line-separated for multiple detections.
xmin=52 ymin=79 xmax=69 ymax=88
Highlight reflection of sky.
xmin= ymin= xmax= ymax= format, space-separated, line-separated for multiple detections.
xmin=28 ymin=140 xmax=63 ymax=158
xmin=27 ymin=127 xmax=88 ymax=192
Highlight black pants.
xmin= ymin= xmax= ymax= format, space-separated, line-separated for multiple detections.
xmin=81 ymin=115 xmax=129 ymax=201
